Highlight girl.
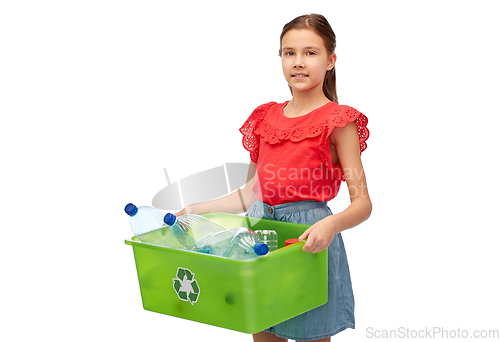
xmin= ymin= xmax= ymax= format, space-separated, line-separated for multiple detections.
xmin=176 ymin=14 xmax=371 ymax=342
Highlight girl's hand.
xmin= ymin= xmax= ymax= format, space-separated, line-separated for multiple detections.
xmin=174 ymin=204 xmax=196 ymax=217
xmin=298 ymin=217 xmax=337 ymax=253
xmin=174 ymin=208 xmax=187 ymax=216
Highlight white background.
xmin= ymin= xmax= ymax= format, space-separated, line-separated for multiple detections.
xmin=1 ymin=0 xmax=499 ymax=341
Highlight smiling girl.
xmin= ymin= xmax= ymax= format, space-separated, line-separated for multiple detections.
xmin=177 ymin=14 xmax=371 ymax=342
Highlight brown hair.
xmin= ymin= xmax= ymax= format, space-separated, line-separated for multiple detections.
xmin=279 ymin=14 xmax=338 ymax=104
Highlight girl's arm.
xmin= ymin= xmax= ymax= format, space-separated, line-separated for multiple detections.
xmin=175 ymin=161 xmax=257 ymax=216
xmin=299 ymin=122 xmax=372 ymax=253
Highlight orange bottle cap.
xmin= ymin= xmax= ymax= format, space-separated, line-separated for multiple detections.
xmin=285 ymin=238 xmax=299 ymax=246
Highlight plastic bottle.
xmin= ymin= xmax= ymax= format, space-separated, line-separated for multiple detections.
xmin=124 ymin=203 xmax=185 ymax=249
xmin=163 ymin=213 xmax=226 ymax=250
xmin=194 ymin=227 xmax=269 ymax=260
xmin=255 ymin=230 xmax=278 ymax=251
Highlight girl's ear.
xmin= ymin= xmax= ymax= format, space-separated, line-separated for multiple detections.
xmin=327 ymin=53 xmax=337 ymax=71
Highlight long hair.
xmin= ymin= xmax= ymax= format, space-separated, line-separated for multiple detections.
xmin=279 ymin=14 xmax=338 ymax=104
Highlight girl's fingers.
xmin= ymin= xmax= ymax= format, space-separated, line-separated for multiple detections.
xmin=302 ymin=237 xmax=316 ymax=252
xmin=298 ymin=227 xmax=311 ymax=241
xmin=174 ymin=208 xmax=187 ymax=216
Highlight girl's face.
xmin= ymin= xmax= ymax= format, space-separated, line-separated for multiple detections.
xmin=281 ymin=29 xmax=336 ymax=97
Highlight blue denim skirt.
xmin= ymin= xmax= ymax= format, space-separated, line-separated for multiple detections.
xmin=246 ymin=200 xmax=355 ymax=341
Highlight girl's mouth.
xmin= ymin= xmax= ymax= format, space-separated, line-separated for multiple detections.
xmin=292 ymin=74 xmax=308 ymax=78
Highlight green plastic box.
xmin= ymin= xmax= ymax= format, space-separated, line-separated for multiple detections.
xmin=125 ymin=212 xmax=327 ymax=334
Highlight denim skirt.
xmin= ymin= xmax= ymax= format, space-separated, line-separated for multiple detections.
xmin=246 ymin=200 xmax=355 ymax=341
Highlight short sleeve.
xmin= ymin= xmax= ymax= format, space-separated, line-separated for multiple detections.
xmin=320 ymin=105 xmax=370 ymax=181
xmin=239 ymin=102 xmax=276 ymax=163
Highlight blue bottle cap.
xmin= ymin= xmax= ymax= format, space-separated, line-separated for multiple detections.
xmin=254 ymin=242 xmax=269 ymax=256
xmin=164 ymin=213 xmax=177 ymax=226
xmin=124 ymin=203 xmax=138 ymax=216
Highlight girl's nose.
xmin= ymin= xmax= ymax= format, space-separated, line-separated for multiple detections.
xmin=293 ymin=57 xmax=304 ymax=68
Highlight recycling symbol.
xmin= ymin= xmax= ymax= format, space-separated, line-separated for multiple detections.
xmin=173 ymin=267 xmax=200 ymax=305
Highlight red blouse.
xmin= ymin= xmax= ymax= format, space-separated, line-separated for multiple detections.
xmin=240 ymin=101 xmax=369 ymax=206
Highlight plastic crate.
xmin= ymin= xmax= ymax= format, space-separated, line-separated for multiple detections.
xmin=125 ymin=212 xmax=327 ymax=334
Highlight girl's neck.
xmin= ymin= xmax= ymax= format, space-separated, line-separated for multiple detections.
xmin=287 ymin=91 xmax=331 ymax=117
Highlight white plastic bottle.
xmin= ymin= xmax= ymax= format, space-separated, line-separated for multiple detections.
xmin=163 ymin=213 xmax=226 ymax=250
xmin=194 ymin=227 xmax=269 ymax=260
xmin=124 ymin=203 xmax=184 ymax=249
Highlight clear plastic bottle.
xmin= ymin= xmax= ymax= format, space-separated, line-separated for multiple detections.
xmin=163 ymin=213 xmax=226 ymax=250
xmin=194 ymin=227 xmax=269 ymax=260
xmin=255 ymin=230 xmax=278 ymax=251
xmin=124 ymin=203 xmax=185 ymax=249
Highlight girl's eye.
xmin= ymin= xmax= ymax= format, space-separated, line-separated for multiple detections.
xmin=285 ymin=51 xmax=294 ymax=56
xmin=306 ymin=51 xmax=316 ymax=55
